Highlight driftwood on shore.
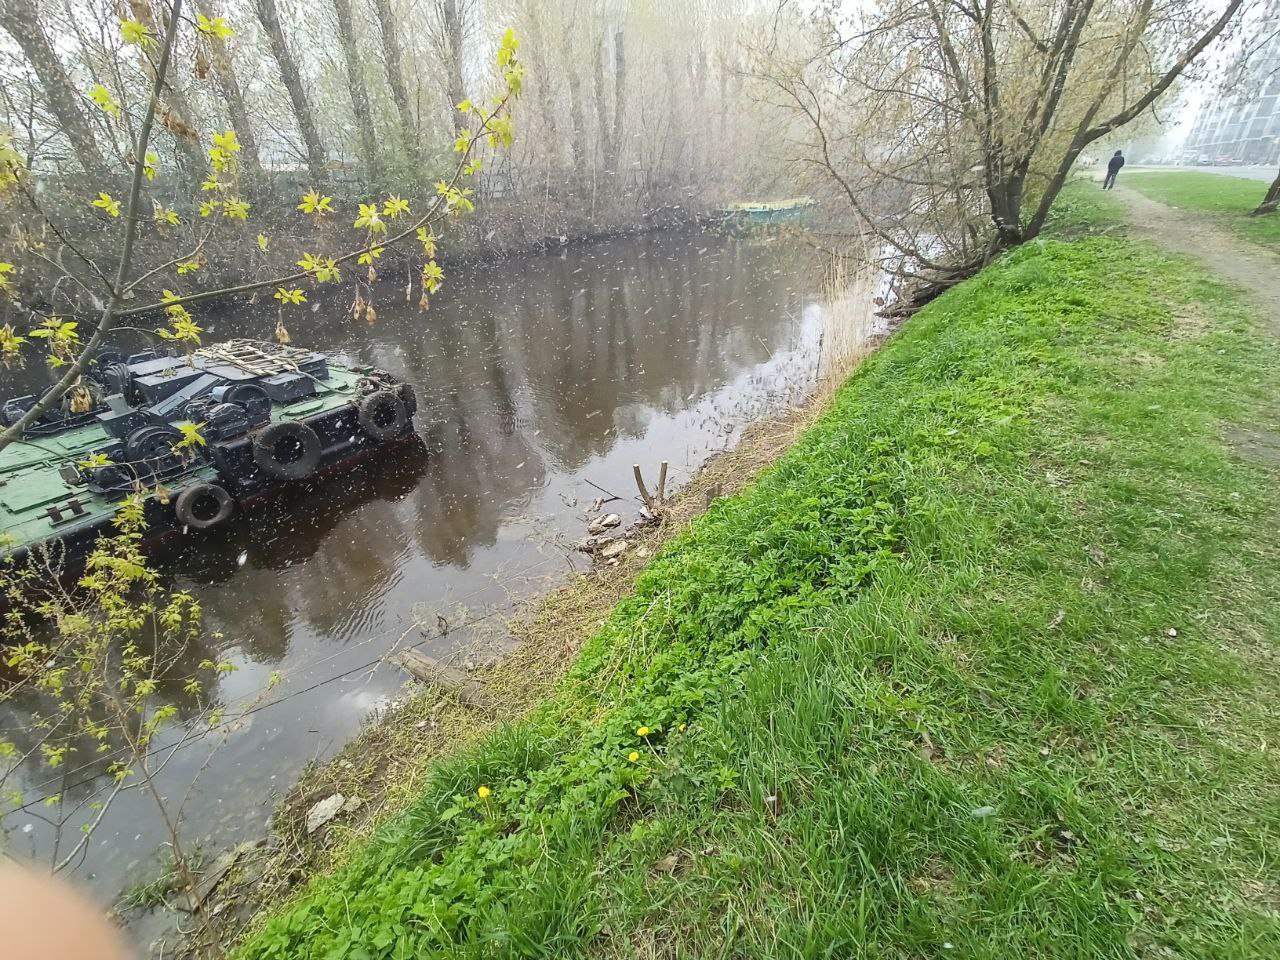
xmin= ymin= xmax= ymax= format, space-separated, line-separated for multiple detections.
xmin=389 ymin=649 xmax=490 ymax=709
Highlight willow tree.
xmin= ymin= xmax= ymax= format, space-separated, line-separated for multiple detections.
xmin=758 ymin=0 xmax=1247 ymax=307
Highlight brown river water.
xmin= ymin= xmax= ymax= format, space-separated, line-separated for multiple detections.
xmin=2 ymin=230 xmax=871 ymax=912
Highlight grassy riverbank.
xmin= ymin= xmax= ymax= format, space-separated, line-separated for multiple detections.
xmin=238 ymin=203 xmax=1280 ymax=959
xmin=1126 ymin=170 xmax=1280 ymax=251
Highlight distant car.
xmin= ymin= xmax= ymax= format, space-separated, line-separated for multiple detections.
xmin=1214 ymin=155 xmax=1237 ymax=165
xmin=1196 ymin=155 xmax=1213 ymax=165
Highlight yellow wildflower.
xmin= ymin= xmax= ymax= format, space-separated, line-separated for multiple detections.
xmin=477 ymin=785 xmax=491 ymax=799
xmin=636 ymin=726 xmax=650 ymax=737
xmin=678 ymin=723 xmax=686 ymax=732
xmin=628 ymin=751 xmax=640 ymax=763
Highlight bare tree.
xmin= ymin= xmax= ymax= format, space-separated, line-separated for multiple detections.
xmin=428 ymin=0 xmax=472 ymax=135
xmin=607 ymin=28 xmax=626 ymax=177
xmin=0 ymin=0 xmax=108 ymax=177
xmin=592 ymin=24 xmax=612 ymax=173
xmin=129 ymin=0 xmax=208 ymax=183
xmin=196 ymin=0 xmax=264 ymax=182
xmin=561 ymin=29 xmax=588 ymax=174
xmin=254 ymin=0 xmax=329 ymax=181
xmin=372 ymin=0 xmax=423 ymax=165
xmin=332 ymin=0 xmax=382 ymax=172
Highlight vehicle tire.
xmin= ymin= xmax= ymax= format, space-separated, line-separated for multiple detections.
xmin=397 ymin=382 xmax=418 ymax=419
xmin=356 ymin=390 xmax=408 ymax=440
xmin=104 ymin=362 xmax=136 ymax=400
xmin=174 ymin=482 xmax=235 ymax=530
xmin=252 ymin=420 xmax=322 ymax=480
xmin=221 ymin=383 xmax=272 ymax=425
xmin=124 ymin=424 xmax=182 ymax=463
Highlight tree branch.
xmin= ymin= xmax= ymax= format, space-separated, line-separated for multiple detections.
xmin=0 ymin=0 xmax=184 ymax=455
xmin=1085 ymin=0 xmax=1244 ymax=139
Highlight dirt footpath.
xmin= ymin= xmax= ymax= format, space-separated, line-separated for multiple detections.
xmin=1113 ymin=185 xmax=1280 ymax=330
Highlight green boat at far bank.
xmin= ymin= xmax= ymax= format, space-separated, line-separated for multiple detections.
xmin=714 ymin=196 xmax=818 ymax=233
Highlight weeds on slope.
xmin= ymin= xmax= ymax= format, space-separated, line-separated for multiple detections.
xmin=239 ymin=234 xmax=1280 ymax=959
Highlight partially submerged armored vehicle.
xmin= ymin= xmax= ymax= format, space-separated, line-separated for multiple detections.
xmin=1 ymin=340 xmax=417 ymax=569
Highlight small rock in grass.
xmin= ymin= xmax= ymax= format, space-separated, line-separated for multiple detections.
xmin=970 ymin=805 xmax=997 ymax=818
xmin=600 ymin=540 xmax=628 ymax=559
xmin=305 ymin=794 xmax=345 ymax=834
xmin=654 ymin=853 xmax=681 ymax=874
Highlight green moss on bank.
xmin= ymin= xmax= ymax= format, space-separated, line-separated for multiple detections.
xmin=1127 ymin=170 xmax=1280 ymax=252
xmin=239 ymin=222 xmax=1280 ymax=959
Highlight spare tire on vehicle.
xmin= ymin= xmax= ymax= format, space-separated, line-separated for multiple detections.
xmin=174 ymin=482 xmax=235 ymax=530
xmin=252 ymin=420 xmax=323 ymax=480
xmin=356 ymin=390 xmax=408 ymax=440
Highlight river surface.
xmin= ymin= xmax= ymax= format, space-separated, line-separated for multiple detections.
xmin=2 ymin=231 xmax=851 ymax=912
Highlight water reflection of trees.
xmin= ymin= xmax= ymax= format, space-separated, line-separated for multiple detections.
xmin=68 ymin=234 xmax=815 ymax=665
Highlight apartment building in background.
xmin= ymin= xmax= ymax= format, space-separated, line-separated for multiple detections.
xmin=1184 ymin=8 xmax=1280 ymax=164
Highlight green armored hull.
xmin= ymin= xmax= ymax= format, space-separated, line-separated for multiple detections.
xmin=1 ymin=340 xmax=417 ymax=570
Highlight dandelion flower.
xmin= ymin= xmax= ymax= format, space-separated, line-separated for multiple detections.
xmin=636 ymin=726 xmax=650 ymax=737
xmin=477 ymin=785 xmax=491 ymax=799
xmin=628 ymin=751 xmax=640 ymax=763
xmin=678 ymin=723 xmax=686 ymax=732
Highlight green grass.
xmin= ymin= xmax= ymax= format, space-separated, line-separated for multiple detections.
xmin=1045 ymin=176 xmax=1127 ymax=232
xmin=1126 ymin=170 xmax=1280 ymax=251
xmin=238 ymin=216 xmax=1280 ymax=959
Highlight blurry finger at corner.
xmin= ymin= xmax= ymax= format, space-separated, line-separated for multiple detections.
xmin=0 ymin=861 xmax=133 ymax=960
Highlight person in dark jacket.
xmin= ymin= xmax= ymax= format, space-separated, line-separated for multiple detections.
xmin=1103 ymin=150 xmax=1125 ymax=189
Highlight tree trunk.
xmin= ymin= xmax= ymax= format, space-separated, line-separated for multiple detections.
xmin=371 ymin=0 xmax=420 ymax=165
xmin=332 ymin=0 xmax=380 ymax=174
xmin=196 ymin=0 xmax=263 ymax=183
xmin=565 ymin=62 xmax=587 ymax=174
xmin=441 ymin=0 xmax=468 ymax=136
xmin=1252 ymin=165 xmax=1280 ymax=215
xmin=562 ymin=34 xmax=587 ymax=175
xmin=592 ymin=32 xmax=612 ymax=175
xmin=987 ymin=172 xmax=1026 ymax=249
xmin=0 ymin=4 xmax=108 ymax=177
xmin=129 ymin=0 xmax=207 ymax=184
xmin=607 ymin=29 xmax=626 ymax=177
xmin=255 ymin=0 xmax=328 ymax=182
xmin=523 ymin=13 xmax=558 ymax=167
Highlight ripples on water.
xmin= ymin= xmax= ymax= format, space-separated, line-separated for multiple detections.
xmin=3 ymin=230 xmax=847 ymax=901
